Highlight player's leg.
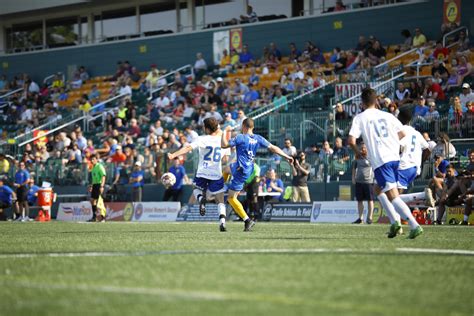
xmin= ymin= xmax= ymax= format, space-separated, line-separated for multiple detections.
xmin=192 ymin=177 xmax=208 ymax=216
xmin=367 ymin=200 xmax=374 ymax=224
xmin=227 ymin=164 xmax=255 ymax=231
xmin=209 ymin=177 xmax=226 ymax=231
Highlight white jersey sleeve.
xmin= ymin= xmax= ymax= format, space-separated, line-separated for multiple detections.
xmin=399 ymin=125 xmax=429 ymax=174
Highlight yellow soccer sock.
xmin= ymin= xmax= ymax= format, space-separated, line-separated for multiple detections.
xmin=222 ymin=171 xmax=231 ymax=183
xmin=228 ymin=197 xmax=249 ymax=221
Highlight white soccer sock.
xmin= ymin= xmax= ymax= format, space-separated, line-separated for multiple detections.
xmin=218 ymin=203 xmax=226 ymax=225
xmin=399 ymin=192 xmax=425 ymax=203
xmin=377 ymin=193 xmax=400 ymax=224
xmin=193 ymin=189 xmax=203 ymax=202
xmin=392 ymin=197 xmax=419 ymax=229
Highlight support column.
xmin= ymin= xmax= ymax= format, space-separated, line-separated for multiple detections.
xmin=0 ymin=24 xmax=6 ymax=53
xmin=87 ymin=13 xmax=94 ymax=43
xmin=42 ymin=19 xmax=46 ymax=48
xmin=186 ymin=0 xmax=196 ymax=31
xmin=136 ymin=5 xmax=141 ymax=35
xmin=175 ymin=0 xmax=181 ymax=32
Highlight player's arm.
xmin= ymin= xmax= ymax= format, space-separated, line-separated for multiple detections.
xmin=167 ymin=145 xmax=193 ymax=160
xmin=268 ymin=144 xmax=293 ymax=164
xmin=221 ymin=126 xmax=232 ymax=149
xmin=347 ymin=136 xmax=360 ymax=158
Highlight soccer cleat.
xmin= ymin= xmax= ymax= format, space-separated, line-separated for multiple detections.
xmin=44 ymin=212 xmax=51 ymax=222
xmin=199 ymin=197 xmax=207 ymax=216
xmin=36 ymin=210 xmax=44 ymax=222
xmin=424 ymin=188 xmax=435 ymax=208
xmin=387 ymin=222 xmax=402 ymax=238
xmin=87 ymin=217 xmax=96 ymax=222
xmin=244 ymin=219 xmax=255 ymax=232
xmin=366 ymin=219 xmax=373 ymax=225
xmin=408 ymin=226 xmax=424 ymax=239
xmin=219 ymin=224 xmax=227 ymax=232
xmin=352 ymin=218 xmax=362 ymax=224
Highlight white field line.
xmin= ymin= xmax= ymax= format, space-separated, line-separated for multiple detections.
xmin=1 ymin=280 xmax=227 ymax=301
xmin=0 ymin=248 xmax=473 ymax=259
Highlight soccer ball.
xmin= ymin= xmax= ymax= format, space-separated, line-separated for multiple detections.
xmin=161 ymin=172 xmax=176 ymax=188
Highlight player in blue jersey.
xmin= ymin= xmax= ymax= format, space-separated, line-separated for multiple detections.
xmin=222 ymin=118 xmax=293 ymax=231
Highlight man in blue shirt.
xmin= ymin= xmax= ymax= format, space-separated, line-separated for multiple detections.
xmin=27 ymin=178 xmax=40 ymax=206
xmin=130 ymin=161 xmax=145 ymax=202
xmin=239 ymin=45 xmax=254 ymax=66
xmin=243 ymin=84 xmax=259 ymax=106
xmin=163 ymin=157 xmax=188 ymax=202
xmin=265 ymin=169 xmax=285 ymax=202
xmin=14 ymin=162 xmax=30 ymax=221
xmin=222 ymin=118 xmax=293 ymax=231
xmin=0 ymin=177 xmax=15 ymax=221
xmin=413 ymin=96 xmax=428 ymax=118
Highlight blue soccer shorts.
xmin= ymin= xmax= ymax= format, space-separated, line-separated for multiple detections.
xmin=228 ymin=163 xmax=253 ymax=192
xmin=373 ymin=161 xmax=399 ymax=193
xmin=193 ymin=177 xmax=225 ymax=194
xmin=397 ymin=166 xmax=417 ymax=190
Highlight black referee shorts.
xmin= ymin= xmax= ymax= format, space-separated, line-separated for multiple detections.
xmin=91 ymin=184 xmax=102 ymax=200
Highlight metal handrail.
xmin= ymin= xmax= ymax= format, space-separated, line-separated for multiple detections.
xmin=18 ymin=114 xmax=86 ymax=147
xmin=443 ymin=26 xmax=468 ymax=48
xmin=374 ymin=47 xmax=420 ymax=71
xmin=333 ymin=71 xmax=407 ymax=108
xmin=89 ymin=93 xmax=128 ymax=113
xmin=247 ymin=78 xmax=338 ymax=121
xmin=147 ymin=64 xmax=194 ymax=101
xmin=43 ymin=73 xmax=65 ymax=86
xmin=0 ymin=87 xmax=24 ymax=100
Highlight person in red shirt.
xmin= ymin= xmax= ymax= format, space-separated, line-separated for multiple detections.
xmin=424 ymin=77 xmax=445 ymax=101
xmin=432 ymin=41 xmax=449 ymax=62
xmin=110 ymin=146 xmax=126 ymax=163
xmin=127 ymin=118 xmax=141 ymax=138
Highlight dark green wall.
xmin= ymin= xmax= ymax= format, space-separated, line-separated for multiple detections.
xmin=1 ymin=0 xmax=471 ymax=82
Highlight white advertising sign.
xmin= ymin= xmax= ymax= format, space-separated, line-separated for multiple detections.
xmin=56 ymin=202 xmax=93 ymax=221
xmin=310 ymin=201 xmax=359 ymax=223
xmin=131 ymin=202 xmax=181 ymax=222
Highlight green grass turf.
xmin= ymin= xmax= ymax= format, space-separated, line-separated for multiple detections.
xmin=0 ymin=222 xmax=473 ymax=316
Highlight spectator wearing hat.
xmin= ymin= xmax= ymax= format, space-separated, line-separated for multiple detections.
xmin=0 ymin=177 xmax=16 ymax=221
xmin=460 ymin=83 xmax=474 ymax=107
xmin=222 ymin=113 xmax=236 ymax=129
xmin=130 ymin=161 xmax=144 ymax=202
xmin=413 ymin=96 xmax=428 ymax=118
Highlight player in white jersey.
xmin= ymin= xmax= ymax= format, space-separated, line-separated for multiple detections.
xmin=397 ymin=107 xmax=430 ymax=193
xmin=168 ymin=117 xmax=229 ymax=231
xmin=348 ymin=88 xmax=423 ymax=239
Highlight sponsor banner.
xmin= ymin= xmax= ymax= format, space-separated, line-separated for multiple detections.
xmin=131 ymin=202 xmax=180 ymax=222
xmin=105 ymin=202 xmax=133 ymax=222
xmin=57 ymin=202 xmax=93 ymax=221
xmin=311 ymin=201 xmax=359 ymax=223
xmin=230 ymin=28 xmax=243 ymax=53
xmin=334 ymin=82 xmax=392 ymax=117
xmin=177 ymin=204 xmax=220 ymax=222
xmin=262 ymin=203 xmax=312 ymax=222
xmin=446 ymin=206 xmax=474 ymax=225
xmin=212 ymin=30 xmax=230 ymax=65
xmin=443 ymin=0 xmax=460 ymax=25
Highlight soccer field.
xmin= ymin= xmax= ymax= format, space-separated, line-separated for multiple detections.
xmin=0 ymin=222 xmax=473 ymax=316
